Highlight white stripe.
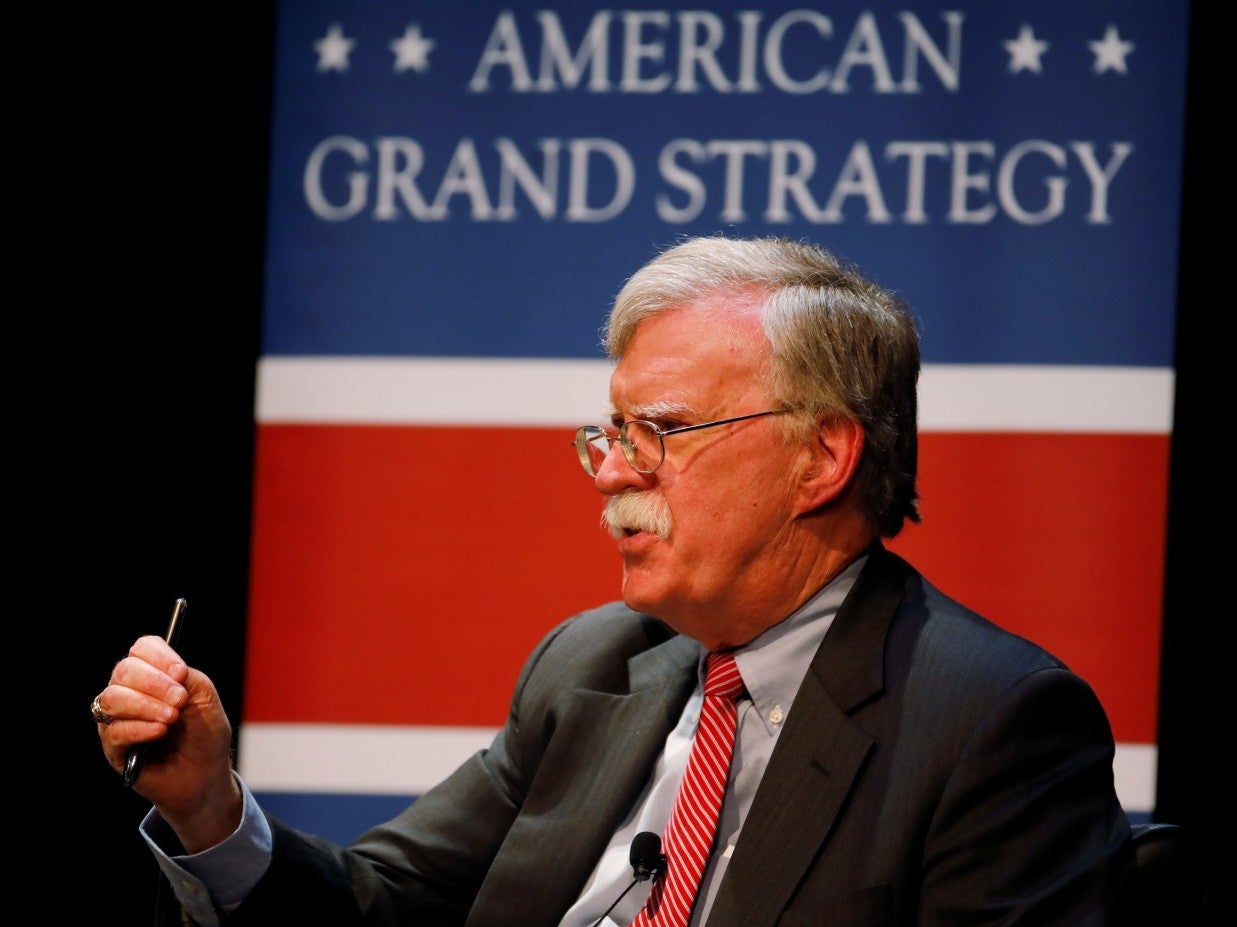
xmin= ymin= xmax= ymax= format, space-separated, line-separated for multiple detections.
xmin=1112 ymin=741 xmax=1157 ymax=811
xmin=255 ymin=356 xmax=615 ymax=427
xmin=254 ymin=357 xmax=1174 ymax=433
xmin=238 ymin=723 xmax=498 ymax=795
xmin=919 ymin=364 xmax=1173 ymax=433
xmin=238 ymin=723 xmax=1158 ymax=813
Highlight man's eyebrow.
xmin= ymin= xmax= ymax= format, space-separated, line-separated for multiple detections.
xmin=611 ymin=400 xmax=698 ymax=421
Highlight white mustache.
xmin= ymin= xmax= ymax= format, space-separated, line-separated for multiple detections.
xmin=602 ymin=491 xmax=673 ymax=540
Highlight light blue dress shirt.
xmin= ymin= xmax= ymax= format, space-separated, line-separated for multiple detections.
xmin=559 ymin=559 xmax=859 ymax=926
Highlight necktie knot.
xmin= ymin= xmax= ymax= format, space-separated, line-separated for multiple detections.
xmin=703 ymin=650 xmax=744 ymax=701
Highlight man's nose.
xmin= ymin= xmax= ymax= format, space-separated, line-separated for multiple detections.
xmin=593 ymin=438 xmax=652 ymax=495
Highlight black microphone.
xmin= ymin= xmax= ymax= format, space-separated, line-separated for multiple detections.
xmin=629 ymin=831 xmax=666 ymax=881
xmin=589 ymin=832 xmax=665 ymax=927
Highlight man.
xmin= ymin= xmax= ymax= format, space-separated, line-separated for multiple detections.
xmin=94 ymin=236 xmax=1131 ymax=925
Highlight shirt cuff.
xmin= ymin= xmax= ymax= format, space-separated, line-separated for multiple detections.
xmin=140 ymin=771 xmax=273 ymax=924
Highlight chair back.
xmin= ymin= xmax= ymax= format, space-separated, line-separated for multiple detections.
xmin=1116 ymin=822 xmax=1210 ymax=926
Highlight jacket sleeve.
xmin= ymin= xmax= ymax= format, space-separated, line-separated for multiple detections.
xmin=196 ymin=616 xmax=582 ymax=927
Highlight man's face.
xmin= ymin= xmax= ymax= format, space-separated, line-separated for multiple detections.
xmin=594 ymin=298 xmax=809 ymax=648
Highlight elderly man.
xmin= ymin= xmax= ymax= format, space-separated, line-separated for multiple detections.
xmin=95 ymin=235 xmax=1131 ymax=926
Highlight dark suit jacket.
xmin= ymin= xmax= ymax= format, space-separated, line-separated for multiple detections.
xmin=188 ymin=547 xmax=1131 ymax=925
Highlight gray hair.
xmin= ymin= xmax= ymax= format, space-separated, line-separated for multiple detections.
xmin=604 ymin=235 xmax=922 ymax=538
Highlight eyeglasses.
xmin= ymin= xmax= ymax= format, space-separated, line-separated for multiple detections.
xmin=573 ymin=408 xmax=796 ymax=476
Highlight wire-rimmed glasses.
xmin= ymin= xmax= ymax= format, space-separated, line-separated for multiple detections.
xmin=573 ymin=408 xmax=796 ymax=476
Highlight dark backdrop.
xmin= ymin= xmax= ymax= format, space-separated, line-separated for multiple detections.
xmin=60 ymin=3 xmax=1213 ymax=920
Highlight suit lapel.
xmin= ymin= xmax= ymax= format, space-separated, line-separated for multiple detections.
xmin=471 ymin=635 xmax=699 ymax=927
xmin=710 ymin=548 xmax=908 ymax=927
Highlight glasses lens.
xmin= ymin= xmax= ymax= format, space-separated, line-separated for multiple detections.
xmin=574 ymin=426 xmax=611 ymax=476
xmin=621 ymin=421 xmax=664 ymax=473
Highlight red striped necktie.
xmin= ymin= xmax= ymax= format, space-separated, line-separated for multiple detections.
xmin=631 ymin=650 xmax=745 ymax=927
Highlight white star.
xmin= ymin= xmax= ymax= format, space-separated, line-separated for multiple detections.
xmin=314 ymin=23 xmax=355 ymax=73
xmin=391 ymin=24 xmax=435 ymax=73
xmin=1004 ymin=24 xmax=1049 ymax=74
xmin=1089 ymin=24 xmax=1135 ymax=75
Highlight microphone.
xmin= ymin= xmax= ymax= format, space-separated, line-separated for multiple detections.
xmin=629 ymin=831 xmax=665 ymax=881
xmin=589 ymin=832 xmax=665 ymax=927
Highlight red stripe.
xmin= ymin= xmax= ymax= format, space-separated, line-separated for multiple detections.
xmin=245 ymin=425 xmax=1165 ymax=742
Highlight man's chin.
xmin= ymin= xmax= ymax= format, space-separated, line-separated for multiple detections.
xmin=619 ymin=570 xmax=669 ymax=615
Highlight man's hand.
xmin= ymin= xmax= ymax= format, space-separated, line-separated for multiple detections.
xmin=93 ymin=634 xmax=241 ymax=852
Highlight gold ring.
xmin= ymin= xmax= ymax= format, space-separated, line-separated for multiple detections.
xmin=91 ymin=694 xmax=113 ymax=725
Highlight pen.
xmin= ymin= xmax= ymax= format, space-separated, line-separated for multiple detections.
xmin=123 ymin=597 xmax=189 ymax=788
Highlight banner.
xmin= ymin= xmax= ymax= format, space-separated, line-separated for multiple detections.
xmin=241 ymin=0 xmax=1188 ymax=843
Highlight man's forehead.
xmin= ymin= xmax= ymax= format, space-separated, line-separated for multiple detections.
xmin=620 ymin=303 xmax=768 ymax=360
xmin=607 ymin=354 xmax=769 ymax=419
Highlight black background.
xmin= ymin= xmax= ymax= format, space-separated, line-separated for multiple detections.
xmin=60 ymin=3 xmax=1213 ymax=920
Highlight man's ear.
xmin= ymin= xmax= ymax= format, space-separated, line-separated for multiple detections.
xmin=795 ymin=416 xmax=864 ymax=515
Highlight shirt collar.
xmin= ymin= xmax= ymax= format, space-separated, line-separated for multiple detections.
xmin=721 ymin=555 xmax=867 ymax=736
